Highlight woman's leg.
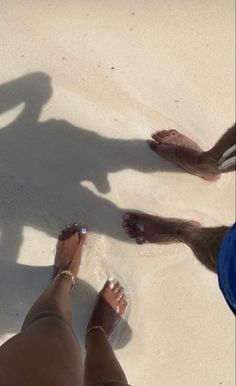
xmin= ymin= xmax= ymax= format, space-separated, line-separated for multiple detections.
xmin=22 ymin=224 xmax=85 ymax=329
xmin=84 ymin=280 xmax=130 ymax=386
xmin=0 ymin=224 xmax=86 ymax=386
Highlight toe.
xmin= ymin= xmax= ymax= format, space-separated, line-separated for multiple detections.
xmin=58 ymin=231 xmax=64 ymax=241
xmin=107 ymin=279 xmax=116 ymax=291
xmin=157 ymin=130 xmax=166 ymax=138
xmin=78 ymin=225 xmax=87 ymax=245
xmin=60 ymin=227 xmax=70 ymax=240
xmin=125 ymin=227 xmax=141 ymax=239
xmin=113 ymin=282 xmax=120 ymax=294
xmin=59 ymin=223 xmax=80 ymax=241
xmin=66 ymin=224 xmax=75 ymax=237
xmin=147 ymin=139 xmax=158 ymax=150
xmin=71 ymin=223 xmax=79 ymax=234
xmin=151 ymin=131 xmax=164 ymax=141
xmin=136 ymin=236 xmax=145 ymax=245
xmin=104 ymin=279 xmax=113 ymax=291
xmin=120 ymin=298 xmax=128 ymax=315
xmin=123 ymin=213 xmax=139 ymax=223
xmin=118 ymin=287 xmax=125 ymax=300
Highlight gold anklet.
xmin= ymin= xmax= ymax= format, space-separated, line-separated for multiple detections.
xmin=85 ymin=326 xmax=106 ymax=348
xmin=54 ymin=270 xmax=76 ymax=286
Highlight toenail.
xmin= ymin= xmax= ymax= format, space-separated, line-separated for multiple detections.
xmin=80 ymin=227 xmax=87 ymax=234
xmin=116 ymin=305 xmax=120 ymax=314
xmin=136 ymin=223 xmax=144 ymax=232
xmin=108 ymin=276 xmax=114 ymax=282
xmin=109 ymin=281 xmax=115 ymax=290
xmin=136 ymin=237 xmax=145 ymax=244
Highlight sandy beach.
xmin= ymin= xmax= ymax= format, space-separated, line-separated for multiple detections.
xmin=0 ymin=1 xmax=235 ymax=385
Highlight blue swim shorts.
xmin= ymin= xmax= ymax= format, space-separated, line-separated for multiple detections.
xmin=217 ymin=223 xmax=236 ymax=315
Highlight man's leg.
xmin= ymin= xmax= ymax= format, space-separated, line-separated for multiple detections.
xmin=207 ymin=123 xmax=236 ymax=165
xmin=122 ymin=212 xmax=230 ymax=271
xmin=84 ymin=280 xmax=130 ymax=386
xmin=0 ymin=224 xmax=85 ymax=386
xmin=147 ymin=123 xmax=236 ymax=179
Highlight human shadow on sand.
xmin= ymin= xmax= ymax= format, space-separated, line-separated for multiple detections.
xmin=0 ymin=72 xmax=181 ymax=346
xmin=0 ymin=72 xmax=184 ymax=261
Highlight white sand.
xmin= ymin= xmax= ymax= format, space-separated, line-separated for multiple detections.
xmin=0 ymin=1 xmax=235 ymax=385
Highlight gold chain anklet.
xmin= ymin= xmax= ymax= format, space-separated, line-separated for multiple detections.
xmin=54 ymin=270 xmax=76 ymax=286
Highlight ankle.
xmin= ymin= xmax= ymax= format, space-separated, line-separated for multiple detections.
xmin=86 ymin=326 xmax=106 ymax=349
xmin=176 ymin=223 xmax=201 ymax=243
xmin=53 ymin=270 xmax=76 ymax=289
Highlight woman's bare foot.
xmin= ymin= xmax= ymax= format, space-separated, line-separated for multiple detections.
xmin=147 ymin=129 xmax=220 ymax=181
xmin=53 ymin=223 xmax=87 ymax=278
xmin=87 ymin=280 xmax=128 ymax=339
xmin=122 ymin=212 xmax=201 ymax=244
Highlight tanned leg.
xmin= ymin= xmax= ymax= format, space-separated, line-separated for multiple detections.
xmin=84 ymin=280 xmax=129 ymax=386
xmin=0 ymin=224 xmax=86 ymax=386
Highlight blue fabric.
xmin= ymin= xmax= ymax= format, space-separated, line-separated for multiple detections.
xmin=217 ymin=223 xmax=236 ymax=315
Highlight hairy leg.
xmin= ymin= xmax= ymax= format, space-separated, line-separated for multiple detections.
xmin=147 ymin=123 xmax=236 ymax=178
xmin=206 ymin=123 xmax=236 ymax=172
xmin=123 ymin=212 xmax=230 ymax=271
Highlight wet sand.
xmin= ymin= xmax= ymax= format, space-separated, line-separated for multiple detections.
xmin=0 ymin=1 xmax=235 ymax=385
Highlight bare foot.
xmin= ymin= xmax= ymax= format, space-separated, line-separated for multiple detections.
xmin=150 ymin=129 xmax=202 ymax=150
xmin=53 ymin=223 xmax=87 ymax=278
xmin=147 ymin=129 xmax=220 ymax=181
xmin=122 ymin=212 xmax=201 ymax=244
xmin=87 ymin=280 xmax=128 ymax=339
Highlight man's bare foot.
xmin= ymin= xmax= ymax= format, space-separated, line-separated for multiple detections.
xmin=150 ymin=129 xmax=203 ymax=150
xmin=147 ymin=129 xmax=220 ymax=181
xmin=86 ymin=280 xmax=128 ymax=340
xmin=53 ymin=223 xmax=87 ymax=279
xmin=122 ymin=212 xmax=201 ymax=244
